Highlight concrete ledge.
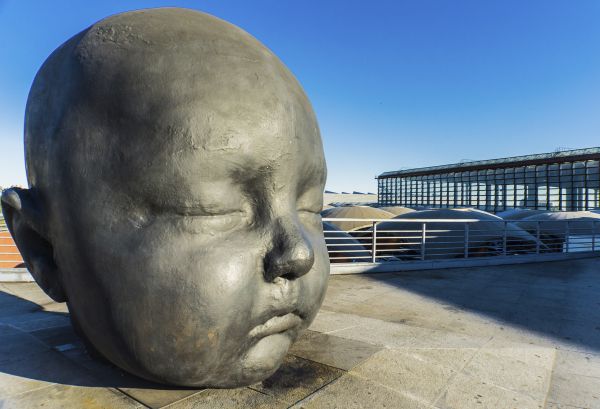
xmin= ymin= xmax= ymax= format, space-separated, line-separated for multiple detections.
xmin=0 ymin=268 xmax=34 ymax=282
xmin=5 ymin=253 xmax=599 ymax=280
xmin=330 ymin=251 xmax=600 ymax=274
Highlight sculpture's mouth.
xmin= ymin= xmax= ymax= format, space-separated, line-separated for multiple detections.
xmin=249 ymin=312 xmax=303 ymax=339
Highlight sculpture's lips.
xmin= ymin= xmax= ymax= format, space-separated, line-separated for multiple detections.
xmin=249 ymin=313 xmax=302 ymax=338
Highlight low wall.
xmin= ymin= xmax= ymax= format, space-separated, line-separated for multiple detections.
xmin=330 ymin=251 xmax=600 ymax=275
xmin=0 ymin=232 xmax=24 ymax=269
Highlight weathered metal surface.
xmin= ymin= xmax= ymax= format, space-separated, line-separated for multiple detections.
xmin=1 ymin=8 xmax=329 ymax=387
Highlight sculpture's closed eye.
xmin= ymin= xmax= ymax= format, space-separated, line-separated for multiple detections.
xmin=174 ymin=211 xmax=248 ymax=234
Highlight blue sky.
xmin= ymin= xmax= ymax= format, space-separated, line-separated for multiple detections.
xmin=1 ymin=1 xmax=599 ymax=193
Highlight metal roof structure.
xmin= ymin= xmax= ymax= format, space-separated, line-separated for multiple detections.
xmin=378 ymin=147 xmax=600 ymax=178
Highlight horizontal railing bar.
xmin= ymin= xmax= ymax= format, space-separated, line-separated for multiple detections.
xmin=329 ymin=256 xmax=371 ymax=260
xmin=323 ymin=218 xmax=483 ymax=222
xmin=323 ymin=218 xmax=598 ymax=224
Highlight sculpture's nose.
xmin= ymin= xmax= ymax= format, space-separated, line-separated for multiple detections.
xmin=263 ymin=218 xmax=315 ymax=282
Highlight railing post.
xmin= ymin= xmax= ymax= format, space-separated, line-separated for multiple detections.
xmin=464 ymin=223 xmax=469 ymax=259
xmin=565 ymin=221 xmax=570 ymax=253
xmin=421 ymin=222 xmax=426 ymax=260
xmin=536 ymin=221 xmax=540 ymax=254
xmin=371 ymin=221 xmax=377 ymax=263
xmin=502 ymin=221 xmax=507 ymax=256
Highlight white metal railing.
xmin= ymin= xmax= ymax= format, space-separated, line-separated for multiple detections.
xmin=323 ymin=218 xmax=600 ymax=272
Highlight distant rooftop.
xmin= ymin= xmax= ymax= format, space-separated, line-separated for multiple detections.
xmin=379 ymin=146 xmax=600 ymax=178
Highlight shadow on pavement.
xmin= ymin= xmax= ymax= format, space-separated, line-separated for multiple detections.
xmin=0 ymin=290 xmax=197 ymax=391
xmin=357 ymin=258 xmax=600 ymax=351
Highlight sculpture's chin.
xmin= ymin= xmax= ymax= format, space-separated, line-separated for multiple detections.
xmin=210 ymin=332 xmax=291 ymax=386
xmin=115 ymin=333 xmax=295 ymax=388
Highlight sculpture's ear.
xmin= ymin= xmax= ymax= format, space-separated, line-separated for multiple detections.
xmin=1 ymin=187 xmax=66 ymax=302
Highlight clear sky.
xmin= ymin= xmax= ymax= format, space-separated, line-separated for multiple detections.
xmin=1 ymin=1 xmax=599 ymax=193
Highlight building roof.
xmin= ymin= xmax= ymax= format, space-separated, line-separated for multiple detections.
xmin=378 ymin=147 xmax=600 ymax=178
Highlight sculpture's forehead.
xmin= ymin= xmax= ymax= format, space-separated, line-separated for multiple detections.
xmin=112 ymin=106 xmax=324 ymax=203
xmin=86 ymin=118 xmax=326 ymax=211
xmin=64 ymin=97 xmax=325 ymax=212
xmin=86 ymin=65 xmax=324 ymax=176
xmin=74 ymin=10 xmax=317 ymax=153
xmin=75 ymin=7 xmax=295 ymax=112
xmin=69 ymin=71 xmax=325 ymax=206
xmin=62 ymin=9 xmax=325 ymax=203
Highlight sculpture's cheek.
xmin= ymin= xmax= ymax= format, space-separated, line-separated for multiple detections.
xmin=297 ymin=232 xmax=331 ymax=321
xmin=126 ymin=241 xmax=263 ymax=375
xmin=61 ymin=218 xmax=265 ymax=383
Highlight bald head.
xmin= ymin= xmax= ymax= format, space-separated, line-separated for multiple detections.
xmin=10 ymin=8 xmax=328 ymax=387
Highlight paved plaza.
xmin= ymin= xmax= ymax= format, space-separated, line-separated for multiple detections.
xmin=1 ymin=258 xmax=599 ymax=408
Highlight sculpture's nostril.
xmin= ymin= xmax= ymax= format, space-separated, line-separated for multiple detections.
xmin=280 ymin=272 xmax=297 ymax=281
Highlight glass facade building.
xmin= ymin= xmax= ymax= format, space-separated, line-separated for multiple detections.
xmin=377 ymin=148 xmax=600 ymax=212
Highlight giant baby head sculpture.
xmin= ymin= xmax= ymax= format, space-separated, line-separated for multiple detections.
xmin=1 ymin=8 xmax=329 ymax=387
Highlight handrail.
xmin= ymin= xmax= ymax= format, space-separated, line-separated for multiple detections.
xmin=323 ymin=218 xmax=483 ymax=222
xmin=322 ymin=217 xmax=599 ymax=272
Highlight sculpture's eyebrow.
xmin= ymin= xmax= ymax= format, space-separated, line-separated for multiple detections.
xmin=296 ymin=158 xmax=326 ymax=196
xmin=168 ymin=204 xmax=242 ymax=216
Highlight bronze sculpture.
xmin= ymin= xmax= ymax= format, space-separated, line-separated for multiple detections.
xmin=1 ymin=8 xmax=329 ymax=387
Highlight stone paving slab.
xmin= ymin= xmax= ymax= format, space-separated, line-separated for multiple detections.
xmin=461 ymin=348 xmax=552 ymax=401
xmin=298 ymin=372 xmax=436 ymax=409
xmin=27 ymin=325 xmax=80 ymax=349
xmin=552 ymin=349 xmax=600 ymax=378
xmin=1 ymin=257 xmax=600 ymax=408
xmin=118 ymin=387 xmax=203 ymax=409
xmin=546 ymin=373 xmax=600 ymax=408
xmin=0 ymin=328 xmax=50 ymax=363
xmin=0 ymin=349 xmax=98 ymax=398
xmin=435 ymin=372 xmax=544 ymax=409
xmin=167 ymin=388 xmax=287 ymax=409
xmin=544 ymin=403 xmax=586 ymax=409
xmin=349 ymin=348 xmax=470 ymax=405
xmin=0 ymin=384 xmax=143 ymax=409
xmin=289 ymin=330 xmax=382 ymax=370
xmin=250 ymin=355 xmax=344 ymax=405
xmin=306 ymin=310 xmax=369 ymax=334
